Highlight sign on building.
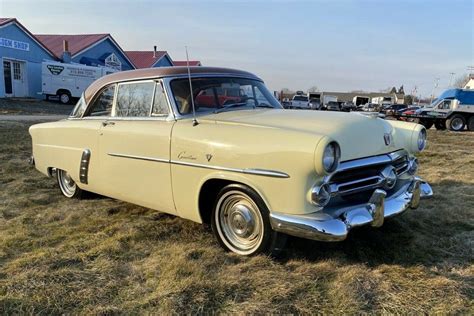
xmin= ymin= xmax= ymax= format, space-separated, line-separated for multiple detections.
xmin=105 ymin=53 xmax=122 ymax=70
xmin=0 ymin=37 xmax=30 ymax=51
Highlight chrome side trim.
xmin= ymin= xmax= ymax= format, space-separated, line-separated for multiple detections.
xmin=107 ymin=152 xmax=169 ymax=163
xmin=107 ymin=153 xmax=290 ymax=178
xmin=170 ymin=160 xmax=290 ymax=178
xmin=79 ymin=149 xmax=91 ymax=184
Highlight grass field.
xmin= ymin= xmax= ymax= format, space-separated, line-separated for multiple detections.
xmin=0 ymin=120 xmax=472 ymax=314
xmin=0 ymin=99 xmax=73 ymax=115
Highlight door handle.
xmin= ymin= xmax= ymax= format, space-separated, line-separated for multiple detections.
xmin=102 ymin=121 xmax=115 ymax=127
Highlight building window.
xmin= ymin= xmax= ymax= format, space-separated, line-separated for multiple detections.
xmin=12 ymin=62 xmax=22 ymax=80
xmin=105 ymin=53 xmax=122 ymax=71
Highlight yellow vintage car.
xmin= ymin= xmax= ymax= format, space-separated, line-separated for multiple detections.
xmin=30 ymin=67 xmax=433 ymax=255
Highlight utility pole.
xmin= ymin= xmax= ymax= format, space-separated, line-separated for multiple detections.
xmin=412 ymin=86 xmax=418 ymax=105
xmin=430 ymin=78 xmax=440 ymax=105
xmin=449 ymin=72 xmax=456 ymax=87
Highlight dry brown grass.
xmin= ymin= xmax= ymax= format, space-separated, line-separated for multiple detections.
xmin=0 ymin=120 xmax=473 ymax=314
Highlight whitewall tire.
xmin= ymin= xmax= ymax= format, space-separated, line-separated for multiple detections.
xmin=57 ymin=169 xmax=83 ymax=198
xmin=211 ymin=184 xmax=286 ymax=256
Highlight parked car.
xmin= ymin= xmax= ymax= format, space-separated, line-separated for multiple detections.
xmin=289 ymin=95 xmax=310 ymax=109
xmin=383 ymin=104 xmax=407 ymax=115
xmin=326 ymin=101 xmax=341 ymax=111
xmin=29 ymin=67 xmax=433 ymax=256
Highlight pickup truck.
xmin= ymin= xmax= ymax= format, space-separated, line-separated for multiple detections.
xmin=290 ymin=95 xmax=310 ymax=109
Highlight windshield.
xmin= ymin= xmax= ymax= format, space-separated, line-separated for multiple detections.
xmin=170 ymin=77 xmax=282 ymax=115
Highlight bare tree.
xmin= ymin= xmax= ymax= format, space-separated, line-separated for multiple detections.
xmin=453 ymin=74 xmax=469 ymax=88
xmin=307 ymin=86 xmax=319 ymax=93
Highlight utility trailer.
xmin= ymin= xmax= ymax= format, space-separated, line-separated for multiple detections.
xmin=388 ymin=89 xmax=474 ymax=131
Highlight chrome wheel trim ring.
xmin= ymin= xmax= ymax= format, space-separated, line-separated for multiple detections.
xmin=451 ymin=118 xmax=464 ymax=130
xmin=215 ymin=190 xmax=264 ymax=255
xmin=58 ymin=170 xmax=76 ymax=197
xmin=60 ymin=94 xmax=70 ymax=104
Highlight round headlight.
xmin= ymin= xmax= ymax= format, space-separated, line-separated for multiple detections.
xmin=323 ymin=142 xmax=340 ymax=173
xmin=417 ymin=128 xmax=427 ymax=151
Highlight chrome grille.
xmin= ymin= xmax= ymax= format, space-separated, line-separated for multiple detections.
xmin=328 ymin=150 xmax=409 ymax=196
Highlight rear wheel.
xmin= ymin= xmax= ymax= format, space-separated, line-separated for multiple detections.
xmin=211 ymin=184 xmax=286 ymax=256
xmin=57 ymin=169 xmax=83 ymax=198
xmin=435 ymin=120 xmax=446 ymax=130
xmin=446 ymin=114 xmax=466 ymax=131
xmin=468 ymin=116 xmax=474 ymax=131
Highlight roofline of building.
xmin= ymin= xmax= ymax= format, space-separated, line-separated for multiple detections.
xmin=150 ymin=52 xmax=173 ymax=67
xmin=70 ymin=34 xmax=137 ymax=69
xmin=0 ymin=18 xmax=57 ymax=59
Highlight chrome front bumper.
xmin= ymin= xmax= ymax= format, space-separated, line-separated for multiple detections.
xmin=270 ymin=178 xmax=433 ymax=242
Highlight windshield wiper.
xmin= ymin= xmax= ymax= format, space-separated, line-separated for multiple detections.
xmin=214 ymin=102 xmax=249 ymax=113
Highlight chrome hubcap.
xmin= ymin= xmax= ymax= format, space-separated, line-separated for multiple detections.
xmin=451 ymin=118 xmax=463 ymax=130
xmin=58 ymin=170 xmax=76 ymax=197
xmin=60 ymin=94 xmax=69 ymax=103
xmin=216 ymin=191 xmax=263 ymax=254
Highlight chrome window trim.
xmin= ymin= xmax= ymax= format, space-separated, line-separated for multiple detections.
xmin=107 ymin=152 xmax=289 ymax=179
xmin=114 ymin=79 xmax=156 ymax=118
xmin=81 ymin=83 xmax=117 ymax=118
xmin=161 ymin=75 xmax=269 ymax=120
xmin=74 ymin=79 xmax=175 ymax=122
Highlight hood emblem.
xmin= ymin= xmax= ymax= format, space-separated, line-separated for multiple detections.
xmin=206 ymin=154 xmax=213 ymax=162
xmin=384 ymin=133 xmax=391 ymax=146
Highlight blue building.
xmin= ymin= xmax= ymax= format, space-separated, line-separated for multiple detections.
xmin=1 ymin=17 xmax=201 ymax=100
xmin=125 ymin=48 xmax=174 ymax=68
xmin=0 ymin=18 xmax=57 ymax=98
xmin=35 ymin=34 xmax=136 ymax=72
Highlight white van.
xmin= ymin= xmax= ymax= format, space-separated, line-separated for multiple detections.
xmin=41 ymin=61 xmax=117 ymax=104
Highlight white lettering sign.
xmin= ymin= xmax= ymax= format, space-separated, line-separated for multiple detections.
xmin=0 ymin=37 xmax=30 ymax=51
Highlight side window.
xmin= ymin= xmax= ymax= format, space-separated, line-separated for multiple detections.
xmin=116 ymin=81 xmax=155 ymax=117
xmin=151 ymin=82 xmax=170 ymax=116
xmin=86 ymin=84 xmax=115 ymax=117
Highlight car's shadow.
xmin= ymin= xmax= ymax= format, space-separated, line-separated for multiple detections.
xmin=274 ymin=180 xmax=473 ymax=268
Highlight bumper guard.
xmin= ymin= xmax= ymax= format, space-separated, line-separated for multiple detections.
xmin=270 ymin=178 xmax=433 ymax=242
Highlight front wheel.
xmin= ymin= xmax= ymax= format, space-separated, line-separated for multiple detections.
xmin=211 ymin=184 xmax=286 ymax=256
xmin=57 ymin=169 xmax=83 ymax=198
xmin=435 ymin=121 xmax=446 ymax=130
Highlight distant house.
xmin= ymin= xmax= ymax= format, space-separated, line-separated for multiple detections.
xmin=0 ymin=18 xmax=57 ymax=98
xmin=125 ymin=48 xmax=173 ymax=68
xmin=173 ymin=60 xmax=202 ymax=66
xmin=35 ymin=33 xmax=135 ymax=71
xmin=464 ymin=75 xmax=474 ymax=90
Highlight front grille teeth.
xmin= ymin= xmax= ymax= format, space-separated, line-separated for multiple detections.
xmin=328 ymin=151 xmax=408 ymax=197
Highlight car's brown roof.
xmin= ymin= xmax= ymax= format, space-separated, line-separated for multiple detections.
xmin=84 ymin=66 xmax=260 ymax=103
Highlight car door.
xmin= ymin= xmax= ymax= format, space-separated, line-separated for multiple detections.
xmin=97 ymin=80 xmax=177 ymax=215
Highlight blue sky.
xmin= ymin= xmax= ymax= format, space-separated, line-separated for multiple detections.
xmin=2 ymin=0 xmax=472 ymax=96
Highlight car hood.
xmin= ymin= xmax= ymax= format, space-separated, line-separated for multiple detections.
xmin=203 ymin=109 xmax=402 ymax=161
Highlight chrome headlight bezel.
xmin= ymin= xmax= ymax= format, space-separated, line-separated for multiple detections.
xmin=311 ymin=183 xmax=331 ymax=207
xmin=322 ymin=142 xmax=341 ymax=173
xmin=417 ymin=128 xmax=427 ymax=151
